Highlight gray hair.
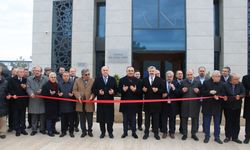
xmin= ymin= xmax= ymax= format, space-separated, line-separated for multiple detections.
xmin=147 ymin=66 xmax=156 ymax=71
xmin=165 ymin=70 xmax=174 ymax=76
xmin=212 ymin=70 xmax=221 ymax=76
xmin=81 ymin=69 xmax=90 ymax=75
xmin=17 ymin=67 xmax=25 ymax=72
xmin=231 ymin=73 xmax=240 ymax=80
xmin=49 ymin=72 xmax=57 ymax=78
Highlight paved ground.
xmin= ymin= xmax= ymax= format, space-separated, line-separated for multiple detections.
xmin=0 ymin=123 xmax=249 ymax=150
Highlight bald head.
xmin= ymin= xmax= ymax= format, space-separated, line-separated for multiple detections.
xmin=186 ymin=69 xmax=194 ymax=80
xmin=101 ymin=66 xmax=109 ymax=77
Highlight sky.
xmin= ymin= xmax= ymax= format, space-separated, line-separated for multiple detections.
xmin=0 ymin=0 xmax=33 ymax=61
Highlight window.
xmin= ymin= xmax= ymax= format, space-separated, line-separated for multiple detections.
xmin=96 ymin=3 xmax=106 ymax=38
xmin=132 ymin=0 xmax=186 ymax=51
xmin=52 ymin=0 xmax=73 ymax=72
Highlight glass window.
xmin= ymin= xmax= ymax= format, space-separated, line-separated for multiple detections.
xmin=132 ymin=0 xmax=186 ymax=51
xmin=97 ymin=3 xmax=106 ymax=38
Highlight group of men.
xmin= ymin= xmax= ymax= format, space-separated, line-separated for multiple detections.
xmin=0 ymin=65 xmax=249 ymax=145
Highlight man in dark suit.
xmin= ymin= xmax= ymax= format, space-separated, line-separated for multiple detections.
xmin=7 ymin=67 xmax=28 ymax=136
xmin=180 ymin=69 xmax=201 ymax=141
xmin=202 ymin=70 xmax=224 ymax=144
xmin=142 ymin=66 xmax=165 ymax=140
xmin=69 ymin=67 xmax=80 ymax=132
xmin=92 ymin=66 xmax=117 ymax=139
xmin=161 ymin=71 xmax=178 ymax=139
xmin=223 ymin=73 xmax=245 ymax=144
xmin=134 ymin=70 xmax=143 ymax=131
xmin=173 ymin=70 xmax=184 ymax=134
xmin=119 ymin=66 xmax=142 ymax=139
xmin=242 ymin=74 xmax=250 ymax=144
xmin=220 ymin=66 xmax=231 ymax=83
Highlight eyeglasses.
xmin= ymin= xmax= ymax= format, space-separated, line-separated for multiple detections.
xmin=84 ymin=73 xmax=90 ymax=76
xmin=50 ymin=77 xmax=56 ymax=78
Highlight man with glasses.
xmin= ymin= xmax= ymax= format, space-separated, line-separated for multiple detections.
xmin=73 ymin=69 xmax=95 ymax=138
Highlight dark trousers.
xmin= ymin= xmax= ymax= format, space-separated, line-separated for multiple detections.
xmin=13 ymin=108 xmax=26 ymax=132
xmin=31 ymin=114 xmax=45 ymax=132
xmin=100 ymin=122 xmax=113 ymax=134
xmin=137 ymin=111 xmax=142 ymax=128
xmin=74 ymin=112 xmax=79 ymax=129
xmin=203 ymin=114 xmax=221 ymax=139
xmin=161 ymin=113 xmax=176 ymax=134
xmin=61 ymin=112 xmax=74 ymax=134
xmin=79 ymin=112 xmax=93 ymax=133
xmin=28 ymin=113 xmax=32 ymax=126
xmin=224 ymin=108 xmax=241 ymax=139
xmin=144 ymin=112 xmax=159 ymax=135
xmin=181 ymin=117 xmax=198 ymax=136
xmin=8 ymin=103 xmax=13 ymax=129
xmin=46 ymin=119 xmax=56 ymax=133
xmin=246 ymin=118 xmax=250 ymax=139
xmin=123 ymin=112 xmax=136 ymax=133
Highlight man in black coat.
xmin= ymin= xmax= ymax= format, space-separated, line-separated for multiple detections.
xmin=202 ymin=70 xmax=224 ymax=144
xmin=134 ymin=70 xmax=143 ymax=131
xmin=242 ymin=74 xmax=250 ymax=144
xmin=119 ymin=66 xmax=142 ymax=139
xmin=180 ymin=69 xmax=201 ymax=141
xmin=161 ymin=71 xmax=178 ymax=139
xmin=7 ymin=67 xmax=28 ymax=136
xmin=223 ymin=73 xmax=245 ymax=144
xmin=58 ymin=72 xmax=75 ymax=138
xmin=142 ymin=66 xmax=165 ymax=140
xmin=92 ymin=66 xmax=117 ymax=139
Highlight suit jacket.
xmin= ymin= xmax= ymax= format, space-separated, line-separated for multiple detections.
xmin=180 ymin=79 xmax=202 ymax=118
xmin=118 ymin=76 xmax=142 ymax=113
xmin=223 ymin=82 xmax=245 ymax=110
xmin=242 ymin=74 xmax=250 ymax=119
xmin=161 ymin=80 xmax=178 ymax=116
xmin=220 ymin=75 xmax=231 ymax=83
xmin=202 ymin=78 xmax=224 ymax=115
xmin=91 ymin=76 xmax=117 ymax=123
xmin=73 ymin=78 xmax=95 ymax=112
xmin=58 ymin=80 xmax=75 ymax=113
xmin=7 ymin=76 xmax=28 ymax=109
xmin=142 ymin=76 xmax=165 ymax=113
xmin=194 ymin=76 xmax=210 ymax=85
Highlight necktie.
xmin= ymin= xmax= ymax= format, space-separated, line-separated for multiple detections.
xmin=104 ymin=77 xmax=108 ymax=85
xmin=167 ymin=82 xmax=171 ymax=93
xmin=232 ymin=85 xmax=235 ymax=95
xmin=150 ymin=76 xmax=154 ymax=85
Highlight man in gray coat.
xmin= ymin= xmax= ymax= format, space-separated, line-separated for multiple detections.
xmin=180 ymin=69 xmax=202 ymax=141
xmin=26 ymin=66 xmax=48 ymax=136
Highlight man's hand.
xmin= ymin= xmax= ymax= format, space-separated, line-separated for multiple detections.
xmin=109 ymin=89 xmax=114 ymax=95
xmin=236 ymin=95 xmax=241 ymax=100
xmin=182 ymin=87 xmax=188 ymax=93
xmin=36 ymin=89 xmax=42 ymax=95
xmin=130 ymin=85 xmax=137 ymax=92
xmin=30 ymin=93 xmax=35 ymax=98
xmin=162 ymin=93 xmax=167 ymax=98
xmin=123 ymin=85 xmax=128 ymax=92
xmin=13 ymin=95 xmax=17 ymax=99
xmin=6 ymin=95 xmax=11 ymax=99
xmin=193 ymin=88 xmax=199 ymax=94
xmin=223 ymin=96 xmax=228 ymax=101
xmin=99 ymin=89 xmax=104 ymax=95
xmin=214 ymin=95 xmax=219 ymax=100
xmin=210 ymin=90 xmax=217 ymax=95
xmin=78 ymin=97 xmax=82 ymax=103
xmin=50 ymin=90 xmax=56 ymax=95
xmin=170 ymin=83 xmax=175 ymax=91
xmin=58 ymin=92 xmax=63 ymax=97
xmin=142 ymin=86 xmax=147 ymax=93
xmin=152 ymin=87 xmax=158 ymax=93
xmin=20 ymin=84 xmax=26 ymax=89
xmin=68 ymin=93 xmax=73 ymax=97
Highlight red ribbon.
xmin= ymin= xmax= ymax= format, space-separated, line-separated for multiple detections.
xmin=8 ymin=95 xmax=215 ymax=104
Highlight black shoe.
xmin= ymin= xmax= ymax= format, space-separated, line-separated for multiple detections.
xmin=40 ymin=130 xmax=46 ymax=135
xmin=215 ymin=139 xmax=223 ymax=144
xmin=224 ymin=137 xmax=230 ymax=143
xmin=48 ymin=132 xmax=55 ymax=137
xmin=132 ymin=133 xmax=138 ymax=139
xmin=15 ymin=132 xmax=21 ymax=137
xmin=30 ymin=131 xmax=37 ymax=136
xmin=59 ymin=133 xmax=66 ymax=137
xmin=121 ymin=133 xmax=128 ymax=138
xmin=204 ymin=138 xmax=209 ymax=143
xmin=154 ymin=135 xmax=160 ymax=140
xmin=0 ymin=135 xmax=6 ymax=139
xmin=109 ymin=133 xmax=114 ymax=139
xmin=182 ymin=135 xmax=187 ymax=140
xmin=232 ymin=139 xmax=242 ymax=144
xmin=100 ymin=133 xmax=105 ymax=139
xmin=21 ymin=130 xmax=28 ymax=135
xmin=88 ymin=132 xmax=93 ymax=137
xmin=69 ymin=133 xmax=75 ymax=138
xmin=7 ymin=128 xmax=13 ymax=132
xmin=138 ymin=127 xmax=143 ymax=131
xmin=27 ymin=125 xmax=32 ymax=129
xmin=191 ymin=135 xmax=199 ymax=141
xmin=53 ymin=130 xmax=60 ymax=135
xmin=244 ymin=138 xmax=249 ymax=144
xmin=81 ymin=132 xmax=87 ymax=138
xmin=75 ymin=128 xmax=79 ymax=132
xmin=143 ymin=134 xmax=149 ymax=140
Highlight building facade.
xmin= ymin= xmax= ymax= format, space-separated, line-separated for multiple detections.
xmin=32 ymin=0 xmax=248 ymax=78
